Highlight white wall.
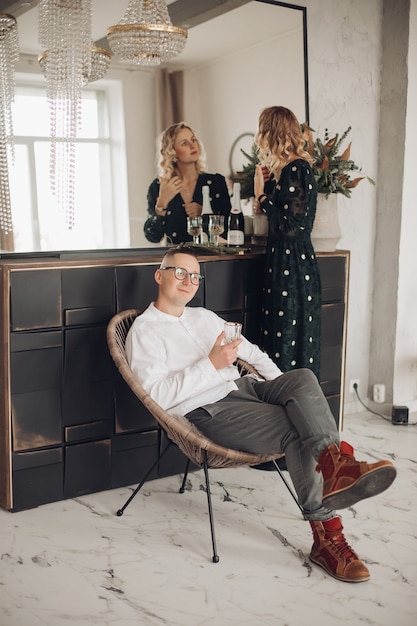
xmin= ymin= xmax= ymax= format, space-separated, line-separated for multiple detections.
xmin=393 ymin=0 xmax=417 ymax=405
xmin=183 ymin=27 xmax=305 ymax=178
xmin=304 ymin=0 xmax=382 ymax=414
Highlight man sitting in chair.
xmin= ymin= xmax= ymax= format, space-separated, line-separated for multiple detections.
xmin=126 ymin=245 xmax=396 ymax=583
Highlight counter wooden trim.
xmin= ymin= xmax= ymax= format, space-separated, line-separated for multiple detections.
xmin=0 ymin=269 xmax=12 ymax=509
xmin=0 ymin=247 xmax=349 ymax=271
xmin=0 ymin=248 xmax=265 ymax=271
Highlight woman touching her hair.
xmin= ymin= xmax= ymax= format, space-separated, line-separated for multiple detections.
xmin=144 ymin=122 xmax=231 ymax=245
xmin=253 ymin=106 xmax=321 ymax=378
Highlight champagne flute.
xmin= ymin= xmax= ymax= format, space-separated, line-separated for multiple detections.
xmin=208 ymin=215 xmax=225 ymax=246
xmin=187 ymin=216 xmax=203 ymax=244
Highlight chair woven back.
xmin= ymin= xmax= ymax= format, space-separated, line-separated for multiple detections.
xmin=107 ymin=309 xmax=281 ymax=469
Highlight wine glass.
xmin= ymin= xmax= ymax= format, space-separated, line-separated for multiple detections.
xmin=187 ymin=216 xmax=203 ymax=244
xmin=208 ymin=215 xmax=225 ymax=246
xmin=223 ymin=321 xmax=242 ymax=343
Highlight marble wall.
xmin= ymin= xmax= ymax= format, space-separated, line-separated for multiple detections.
xmin=303 ymin=0 xmax=383 ymax=411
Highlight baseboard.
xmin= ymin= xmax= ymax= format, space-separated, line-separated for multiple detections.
xmin=344 ymin=397 xmax=417 ymax=417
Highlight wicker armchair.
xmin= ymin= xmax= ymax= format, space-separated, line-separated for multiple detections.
xmin=107 ymin=309 xmax=301 ymax=562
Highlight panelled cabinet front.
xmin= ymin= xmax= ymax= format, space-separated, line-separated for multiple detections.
xmin=204 ymin=254 xmax=348 ymax=425
xmin=0 ymin=251 xmax=348 ymax=511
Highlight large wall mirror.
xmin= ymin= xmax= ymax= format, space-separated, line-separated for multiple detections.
xmin=2 ymin=0 xmax=308 ymax=254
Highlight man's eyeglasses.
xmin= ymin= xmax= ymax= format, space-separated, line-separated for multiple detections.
xmin=160 ymin=266 xmax=204 ymax=286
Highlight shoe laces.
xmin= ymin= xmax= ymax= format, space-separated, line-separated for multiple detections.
xmin=326 ymin=531 xmax=357 ymax=562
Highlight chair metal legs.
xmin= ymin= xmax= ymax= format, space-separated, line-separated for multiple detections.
xmin=116 ymin=440 xmax=173 ymax=517
xmin=117 ymin=444 xmax=220 ymax=563
xmin=271 ymin=458 xmax=305 ymax=517
xmin=179 ymin=454 xmax=301 ymax=562
xmin=202 ymin=450 xmax=220 ymax=563
xmin=178 ymin=453 xmax=219 ymax=562
xmin=116 ymin=446 xmax=302 ymax=563
xmin=179 ymin=458 xmax=191 ymax=493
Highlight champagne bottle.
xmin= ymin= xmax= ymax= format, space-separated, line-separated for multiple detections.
xmin=227 ymin=182 xmax=245 ymax=246
xmin=201 ymin=185 xmax=212 ymax=244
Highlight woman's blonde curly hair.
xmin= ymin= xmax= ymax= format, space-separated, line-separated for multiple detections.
xmin=157 ymin=122 xmax=207 ymax=179
xmin=255 ymin=106 xmax=313 ymax=181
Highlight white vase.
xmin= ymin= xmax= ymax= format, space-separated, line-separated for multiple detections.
xmin=311 ymin=193 xmax=342 ymax=252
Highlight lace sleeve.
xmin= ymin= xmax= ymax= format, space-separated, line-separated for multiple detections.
xmin=263 ymin=160 xmax=316 ymax=238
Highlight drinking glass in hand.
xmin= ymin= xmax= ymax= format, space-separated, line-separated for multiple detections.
xmin=187 ymin=216 xmax=203 ymax=244
xmin=224 ymin=321 xmax=242 ymax=343
xmin=208 ymin=215 xmax=225 ymax=246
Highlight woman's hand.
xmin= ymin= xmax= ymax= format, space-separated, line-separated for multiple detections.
xmin=183 ymin=201 xmax=202 ymax=217
xmin=254 ymin=164 xmax=266 ymax=198
xmin=158 ymin=175 xmax=182 ymax=208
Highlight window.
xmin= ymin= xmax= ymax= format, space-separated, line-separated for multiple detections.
xmin=10 ymin=75 xmax=129 ymax=252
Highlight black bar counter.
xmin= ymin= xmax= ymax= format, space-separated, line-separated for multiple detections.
xmin=0 ymin=247 xmax=349 ymax=511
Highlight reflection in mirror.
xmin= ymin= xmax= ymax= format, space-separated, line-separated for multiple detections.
xmin=2 ymin=0 xmax=308 ymax=255
xmin=177 ymin=1 xmax=308 ymax=188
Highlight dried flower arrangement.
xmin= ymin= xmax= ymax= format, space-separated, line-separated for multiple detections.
xmin=230 ymin=125 xmax=375 ymax=199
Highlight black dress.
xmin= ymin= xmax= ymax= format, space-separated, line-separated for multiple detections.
xmin=144 ymin=172 xmax=231 ymax=244
xmin=259 ymin=159 xmax=321 ymax=379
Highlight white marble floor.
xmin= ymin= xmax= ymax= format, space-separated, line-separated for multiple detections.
xmin=1 ymin=410 xmax=416 ymax=626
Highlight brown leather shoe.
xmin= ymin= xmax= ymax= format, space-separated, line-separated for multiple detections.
xmin=309 ymin=517 xmax=370 ymax=582
xmin=318 ymin=441 xmax=396 ymax=510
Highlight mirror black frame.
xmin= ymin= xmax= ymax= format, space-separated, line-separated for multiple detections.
xmin=1 ymin=0 xmax=310 ymax=256
xmin=259 ymin=0 xmax=309 ymax=123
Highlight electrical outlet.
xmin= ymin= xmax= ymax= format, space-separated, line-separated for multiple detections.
xmin=373 ymin=383 xmax=386 ymax=403
xmin=349 ymin=379 xmax=360 ymax=394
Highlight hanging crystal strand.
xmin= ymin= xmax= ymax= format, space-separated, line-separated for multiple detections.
xmin=0 ymin=13 xmax=18 ymax=238
xmin=39 ymin=1 xmax=92 ymax=229
xmin=122 ymin=0 xmax=171 ymax=24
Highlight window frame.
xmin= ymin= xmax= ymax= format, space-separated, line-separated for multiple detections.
xmin=10 ymin=72 xmax=129 ymax=251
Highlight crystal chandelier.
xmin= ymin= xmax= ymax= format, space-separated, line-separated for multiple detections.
xmin=88 ymin=44 xmax=112 ymax=82
xmin=107 ymin=0 xmax=188 ymax=67
xmin=0 ymin=13 xmax=18 ymax=238
xmin=38 ymin=0 xmax=95 ymax=229
xmin=38 ymin=43 xmax=111 ymax=85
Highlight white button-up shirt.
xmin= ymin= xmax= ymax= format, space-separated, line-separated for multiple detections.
xmin=125 ymin=303 xmax=282 ymax=416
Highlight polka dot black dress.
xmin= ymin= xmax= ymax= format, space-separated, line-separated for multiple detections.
xmin=259 ymin=158 xmax=321 ymax=379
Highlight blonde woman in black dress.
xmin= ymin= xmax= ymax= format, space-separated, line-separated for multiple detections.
xmin=253 ymin=106 xmax=320 ymax=378
xmin=144 ymin=122 xmax=231 ymax=244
